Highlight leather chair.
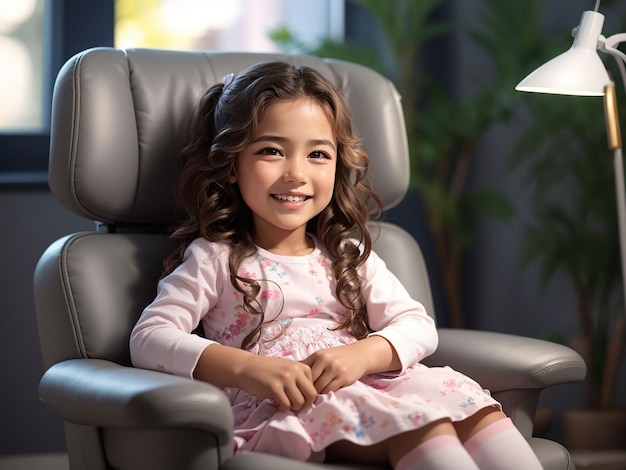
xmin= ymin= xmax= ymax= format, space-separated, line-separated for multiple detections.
xmin=34 ymin=48 xmax=586 ymax=470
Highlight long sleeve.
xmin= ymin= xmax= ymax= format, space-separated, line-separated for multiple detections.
xmin=130 ymin=238 xmax=437 ymax=378
xmin=360 ymin=249 xmax=438 ymax=371
xmin=129 ymin=240 xmax=228 ymax=378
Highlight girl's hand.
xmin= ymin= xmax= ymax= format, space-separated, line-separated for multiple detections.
xmin=301 ymin=336 xmax=402 ymax=394
xmin=236 ymin=355 xmax=318 ymax=412
xmin=301 ymin=343 xmax=369 ymax=394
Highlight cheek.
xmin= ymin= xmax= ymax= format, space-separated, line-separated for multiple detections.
xmin=324 ymin=167 xmax=338 ymax=189
xmin=318 ymin=176 xmax=336 ymax=204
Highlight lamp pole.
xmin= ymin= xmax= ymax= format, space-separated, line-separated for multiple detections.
xmin=602 ymin=82 xmax=626 ymax=410
xmin=515 ymin=7 xmax=626 ymax=410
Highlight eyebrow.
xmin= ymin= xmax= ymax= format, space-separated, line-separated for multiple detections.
xmin=251 ymin=135 xmax=336 ymax=151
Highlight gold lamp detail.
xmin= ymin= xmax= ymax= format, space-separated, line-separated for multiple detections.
xmin=516 ymin=2 xmax=625 ymax=411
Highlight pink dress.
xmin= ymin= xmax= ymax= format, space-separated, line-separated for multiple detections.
xmin=130 ymin=236 xmax=500 ymax=462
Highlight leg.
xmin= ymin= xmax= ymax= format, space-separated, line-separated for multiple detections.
xmin=386 ymin=419 xmax=457 ymax=467
xmin=455 ymin=406 xmax=543 ymax=470
xmin=453 ymin=405 xmax=505 ymax=442
xmin=326 ymin=419 xmax=479 ymax=469
xmin=325 ymin=418 xmax=454 ymax=466
xmin=324 ymin=438 xmax=388 ymax=466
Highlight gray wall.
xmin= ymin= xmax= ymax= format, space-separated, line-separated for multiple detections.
xmin=456 ymin=0 xmax=626 ymax=442
xmin=1 ymin=190 xmax=93 ymax=454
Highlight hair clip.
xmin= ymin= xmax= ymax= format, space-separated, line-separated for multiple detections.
xmin=222 ymin=72 xmax=235 ymax=91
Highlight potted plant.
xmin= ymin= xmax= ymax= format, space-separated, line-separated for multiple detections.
xmin=511 ymin=0 xmax=626 ymax=438
xmin=272 ymin=0 xmax=626 ymax=449
xmin=272 ymin=0 xmax=552 ymax=328
xmin=512 ymin=84 xmax=626 ymax=447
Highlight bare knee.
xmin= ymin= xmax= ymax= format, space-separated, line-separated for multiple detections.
xmin=326 ymin=419 xmax=457 ymax=468
xmin=454 ymin=406 xmax=507 ymax=442
xmin=325 ymin=439 xmax=388 ymax=466
xmin=386 ymin=419 xmax=456 ymax=467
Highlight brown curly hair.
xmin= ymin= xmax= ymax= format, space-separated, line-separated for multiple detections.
xmin=165 ymin=61 xmax=382 ymax=349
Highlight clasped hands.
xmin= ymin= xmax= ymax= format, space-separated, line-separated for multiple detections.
xmin=237 ymin=343 xmax=367 ymax=412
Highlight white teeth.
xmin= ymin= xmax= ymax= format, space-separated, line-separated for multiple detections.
xmin=274 ymin=194 xmax=306 ymax=202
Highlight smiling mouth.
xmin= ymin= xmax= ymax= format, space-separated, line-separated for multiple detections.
xmin=272 ymin=194 xmax=311 ymax=202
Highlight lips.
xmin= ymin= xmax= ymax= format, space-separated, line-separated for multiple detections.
xmin=272 ymin=194 xmax=310 ymax=202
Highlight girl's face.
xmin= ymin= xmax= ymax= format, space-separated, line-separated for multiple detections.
xmin=230 ymin=98 xmax=337 ymax=250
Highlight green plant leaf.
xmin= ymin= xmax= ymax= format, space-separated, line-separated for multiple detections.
xmin=463 ymin=190 xmax=515 ymax=221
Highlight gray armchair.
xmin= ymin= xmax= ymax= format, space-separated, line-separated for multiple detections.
xmin=34 ymin=48 xmax=586 ymax=470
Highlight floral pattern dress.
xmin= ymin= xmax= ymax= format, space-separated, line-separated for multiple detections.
xmin=130 ymin=236 xmax=501 ymax=462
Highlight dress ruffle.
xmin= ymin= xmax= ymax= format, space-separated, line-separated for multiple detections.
xmin=226 ymin=318 xmax=501 ymax=461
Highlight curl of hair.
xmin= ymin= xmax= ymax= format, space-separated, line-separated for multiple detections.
xmin=164 ymin=61 xmax=382 ymax=349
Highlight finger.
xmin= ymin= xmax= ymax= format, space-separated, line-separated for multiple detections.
xmin=320 ymin=378 xmax=343 ymax=394
xmin=322 ymin=376 xmax=357 ymax=394
xmin=312 ymin=371 xmax=334 ymax=394
xmin=300 ymin=360 xmax=314 ymax=382
xmin=298 ymin=376 xmax=319 ymax=409
xmin=307 ymin=358 xmax=327 ymax=384
xmin=287 ymin=379 xmax=314 ymax=412
xmin=272 ymin=390 xmax=292 ymax=412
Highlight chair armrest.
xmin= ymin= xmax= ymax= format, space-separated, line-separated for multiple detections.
xmin=39 ymin=358 xmax=234 ymax=447
xmin=423 ymin=329 xmax=586 ymax=391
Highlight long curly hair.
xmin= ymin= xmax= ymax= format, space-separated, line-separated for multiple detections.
xmin=165 ymin=61 xmax=382 ymax=349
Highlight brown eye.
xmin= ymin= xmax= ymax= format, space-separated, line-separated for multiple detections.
xmin=309 ymin=150 xmax=331 ymax=160
xmin=257 ymin=147 xmax=282 ymax=156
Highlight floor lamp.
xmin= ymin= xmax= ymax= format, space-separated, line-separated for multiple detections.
xmin=515 ymin=4 xmax=625 ymax=410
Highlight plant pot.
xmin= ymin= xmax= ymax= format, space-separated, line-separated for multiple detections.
xmin=564 ymin=409 xmax=626 ymax=451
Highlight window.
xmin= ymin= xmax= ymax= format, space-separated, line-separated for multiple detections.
xmin=0 ymin=0 xmax=340 ymax=186
xmin=115 ymin=0 xmax=344 ymax=52
xmin=0 ymin=0 xmax=113 ymax=185
xmin=0 ymin=0 xmax=45 ymax=132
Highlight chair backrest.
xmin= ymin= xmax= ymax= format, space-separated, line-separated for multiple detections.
xmin=48 ymin=48 xmax=409 ymax=226
xmin=35 ymin=48 xmax=434 ymax=369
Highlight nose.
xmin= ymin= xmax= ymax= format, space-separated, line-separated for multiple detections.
xmin=282 ymin=156 xmax=306 ymax=183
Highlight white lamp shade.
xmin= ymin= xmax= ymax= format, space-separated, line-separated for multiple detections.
xmin=516 ymin=10 xmax=611 ymax=96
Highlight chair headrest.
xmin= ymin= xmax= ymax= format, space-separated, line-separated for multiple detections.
xmin=49 ymin=48 xmax=409 ymax=226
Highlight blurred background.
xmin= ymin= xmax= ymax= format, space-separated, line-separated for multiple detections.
xmin=1 ymin=0 xmax=624 ymax=466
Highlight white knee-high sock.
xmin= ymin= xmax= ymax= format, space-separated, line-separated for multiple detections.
xmin=463 ymin=418 xmax=543 ymax=470
xmin=395 ymin=434 xmax=479 ymax=470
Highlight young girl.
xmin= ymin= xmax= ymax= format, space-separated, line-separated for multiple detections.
xmin=130 ymin=61 xmax=542 ymax=470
